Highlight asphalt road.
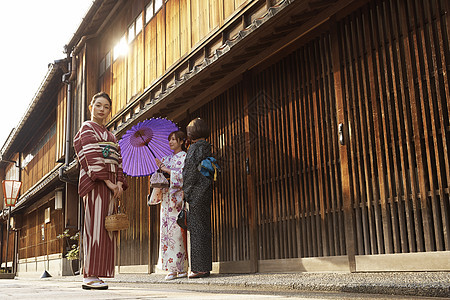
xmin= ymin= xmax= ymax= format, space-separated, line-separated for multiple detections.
xmin=1 ymin=278 xmax=448 ymax=300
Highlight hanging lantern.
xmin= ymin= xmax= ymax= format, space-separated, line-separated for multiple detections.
xmin=2 ymin=180 xmax=22 ymax=207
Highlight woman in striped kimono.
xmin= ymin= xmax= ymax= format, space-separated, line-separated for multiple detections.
xmin=73 ymin=92 xmax=128 ymax=290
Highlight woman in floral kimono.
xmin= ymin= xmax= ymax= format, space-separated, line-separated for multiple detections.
xmin=154 ymin=130 xmax=188 ymax=280
xmin=73 ymin=92 xmax=128 ymax=290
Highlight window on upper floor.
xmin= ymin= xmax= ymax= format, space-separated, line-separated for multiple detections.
xmin=128 ymin=22 xmax=135 ymax=44
xmin=99 ymin=51 xmax=111 ymax=76
xmin=113 ymin=35 xmax=128 ymax=61
xmin=146 ymin=0 xmax=163 ymax=24
xmin=128 ymin=12 xmax=144 ymax=44
xmin=146 ymin=1 xmax=154 ymax=23
xmin=105 ymin=51 xmax=111 ymax=69
xmin=22 ymin=125 xmax=56 ymax=169
xmin=155 ymin=0 xmax=163 ymax=12
xmin=136 ymin=13 xmax=143 ymax=35
xmin=99 ymin=57 xmax=105 ymax=75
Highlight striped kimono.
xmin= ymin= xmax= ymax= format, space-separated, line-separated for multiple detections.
xmin=73 ymin=121 xmax=128 ymax=278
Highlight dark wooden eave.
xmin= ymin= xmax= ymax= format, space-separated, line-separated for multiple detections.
xmin=0 ymin=65 xmax=64 ymax=160
xmin=107 ymin=0 xmax=365 ymax=137
xmin=65 ymin=0 xmax=121 ymax=52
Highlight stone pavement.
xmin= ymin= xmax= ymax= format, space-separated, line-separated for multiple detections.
xmin=20 ymin=271 xmax=449 ymax=298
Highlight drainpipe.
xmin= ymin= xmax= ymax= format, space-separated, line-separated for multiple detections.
xmin=59 ymin=51 xmax=75 ymax=182
xmin=0 ymin=223 xmax=3 ymax=270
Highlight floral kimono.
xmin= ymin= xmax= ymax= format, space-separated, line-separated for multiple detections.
xmin=154 ymin=151 xmax=188 ymax=273
xmin=73 ymin=120 xmax=127 ymax=278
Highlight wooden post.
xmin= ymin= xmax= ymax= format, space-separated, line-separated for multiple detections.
xmin=330 ymin=24 xmax=356 ymax=272
xmin=243 ymin=71 xmax=258 ymax=272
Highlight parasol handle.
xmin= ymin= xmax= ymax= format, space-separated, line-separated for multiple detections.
xmin=138 ymin=132 xmax=157 ymax=158
xmin=145 ymin=143 xmax=157 ymax=158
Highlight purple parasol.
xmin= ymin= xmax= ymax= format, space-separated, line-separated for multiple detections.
xmin=119 ymin=118 xmax=178 ymax=176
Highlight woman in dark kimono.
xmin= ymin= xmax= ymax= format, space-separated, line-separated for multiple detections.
xmin=182 ymin=118 xmax=213 ymax=278
xmin=73 ymin=92 xmax=128 ymax=290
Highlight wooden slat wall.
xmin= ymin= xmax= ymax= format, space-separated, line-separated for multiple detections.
xmin=335 ymin=0 xmax=450 ymax=255
xmin=18 ymin=205 xmax=64 ymax=260
xmin=251 ymin=34 xmax=345 ymax=260
xmin=119 ymin=176 xmax=150 ymax=266
xmin=192 ymin=83 xmax=251 ymax=262
xmin=21 ymin=134 xmax=57 ymax=192
xmin=127 ymin=40 xmax=137 ymax=100
xmin=56 ymin=87 xmax=67 ymax=162
xmin=136 ymin=20 xmax=145 ymax=96
xmin=156 ymin=8 xmax=166 ymax=78
xmin=112 ymin=53 xmax=127 ymax=116
xmin=1 ymin=223 xmax=16 ymax=263
xmin=100 ymin=62 xmax=112 ymax=96
xmin=180 ymin=0 xmax=192 ymax=57
xmin=166 ymin=0 xmax=181 ymax=68
xmin=144 ymin=15 xmax=158 ymax=87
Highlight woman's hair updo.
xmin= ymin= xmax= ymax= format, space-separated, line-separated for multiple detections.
xmin=186 ymin=118 xmax=210 ymax=140
xmin=91 ymin=92 xmax=112 ymax=106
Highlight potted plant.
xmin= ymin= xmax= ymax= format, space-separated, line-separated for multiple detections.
xmin=57 ymin=229 xmax=80 ymax=274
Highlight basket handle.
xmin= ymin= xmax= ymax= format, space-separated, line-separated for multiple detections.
xmin=114 ymin=199 xmax=126 ymax=214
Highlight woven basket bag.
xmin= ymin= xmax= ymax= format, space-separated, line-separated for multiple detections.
xmin=105 ymin=202 xmax=129 ymax=232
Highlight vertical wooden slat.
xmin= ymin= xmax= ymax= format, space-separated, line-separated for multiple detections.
xmin=312 ymin=38 xmax=328 ymax=257
xmin=378 ymin=0 xmax=403 ymax=254
xmin=365 ymin=2 xmax=393 ymax=254
xmin=276 ymin=60 xmax=290 ymax=258
xmin=243 ymin=72 xmax=258 ymax=271
xmin=255 ymin=75 xmax=267 ymax=260
xmin=341 ymin=19 xmax=364 ymax=255
xmin=287 ymin=55 xmax=300 ymax=258
xmin=384 ymin=0 xmax=415 ymax=253
xmin=294 ymin=49 xmax=309 ymax=258
xmin=267 ymin=65 xmax=281 ymax=259
xmin=397 ymin=1 xmax=424 ymax=251
xmin=434 ymin=0 xmax=450 ymax=250
xmin=347 ymin=16 xmax=371 ymax=255
xmin=406 ymin=0 xmax=436 ymax=251
xmin=291 ymin=52 xmax=306 ymax=258
xmin=286 ymin=53 xmax=303 ymax=258
xmin=331 ymin=24 xmax=356 ymax=271
xmin=305 ymin=46 xmax=320 ymax=257
xmin=301 ymin=47 xmax=313 ymax=257
xmin=422 ymin=0 xmax=450 ymax=249
xmin=354 ymin=9 xmax=379 ymax=254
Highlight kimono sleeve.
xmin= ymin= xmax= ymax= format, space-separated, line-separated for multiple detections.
xmin=116 ymin=143 xmax=128 ymax=190
xmin=170 ymin=154 xmax=185 ymax=189
xmin=182 ymin=145 xmax=202 ymax=201
xmin=73 ymin=123 xmax=109 ymax=182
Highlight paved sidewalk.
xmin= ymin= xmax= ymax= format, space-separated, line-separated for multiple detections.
xmin=31 ymin=271 xmax=450 ymax=298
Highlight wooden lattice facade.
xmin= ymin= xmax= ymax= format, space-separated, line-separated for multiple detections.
xmin=119 ymin=0 xmax=450 ymax=272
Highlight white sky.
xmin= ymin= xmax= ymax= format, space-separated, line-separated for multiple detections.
xmin=0 ymin=0 xmax=94 ymax=150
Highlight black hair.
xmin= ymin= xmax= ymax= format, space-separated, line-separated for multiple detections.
xmin=90 ymin=92 xmax=112 ymax=106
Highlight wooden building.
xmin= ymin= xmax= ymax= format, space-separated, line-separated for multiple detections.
xmin=1 ymin=0 xmax=449 ymax=275
xmin=0 ymin=63 xmax=78 ymax=276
